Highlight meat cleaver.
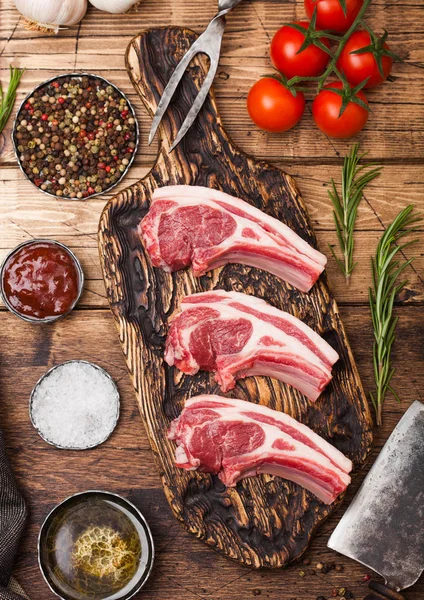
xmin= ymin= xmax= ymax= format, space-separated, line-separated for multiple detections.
xmin=328 ymin=401 xmax=424 ymax=600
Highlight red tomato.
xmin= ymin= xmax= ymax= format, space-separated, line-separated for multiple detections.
xmin=337 ymin=30 xmax=393 ymax=88
xmin=247 ymin=78 xmax=305 ymax=133
xmin=312 ymin=81 xmax=369 ymax=138
xmin=304 ymin=0 xmax=363 ymax=33
xmin=270 ymin=22 xmax=330 ymax=80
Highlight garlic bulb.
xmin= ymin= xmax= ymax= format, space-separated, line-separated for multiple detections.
xmin=89 ymin=0 xmax=140 ymax=13
xmin=14 ymin=0 xmax=87 ymax=34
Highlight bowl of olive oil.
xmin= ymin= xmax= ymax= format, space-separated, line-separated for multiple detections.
xmin=38 ymin=491 xmax=154 ymax=600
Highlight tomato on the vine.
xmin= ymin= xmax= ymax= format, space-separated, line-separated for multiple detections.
xmin=270 ymin=22 xmax=330 ymax=80
xmin=312 ymin=81 xmax=369 ymax=138
xmin=247 ymin=78 xmax=305 ymax=133
xmin=337 ymin=30 xmax=393 ymax=88
xmin=304 ymin=0 xmax=363 ymax=33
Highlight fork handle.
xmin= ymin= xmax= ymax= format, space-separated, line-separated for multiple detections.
xmin=218 ymin=0 xmax=244 ymax=13
xmin=364 ymin=581 xmax=406 ymax=600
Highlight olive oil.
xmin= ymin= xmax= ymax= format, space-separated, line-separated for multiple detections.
xmin=39 ymin=492 xmax=154 ymax=600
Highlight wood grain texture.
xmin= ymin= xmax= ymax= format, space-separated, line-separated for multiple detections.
xmin=1 ymin=0 xmax=423 ymax=596
xmin=1 ymin=0 xmax=424 ymax=166
xmin=1 ymin=308 xmax=423 ymax=600
xmin=98 ymin=27 xmax=373 ymax=568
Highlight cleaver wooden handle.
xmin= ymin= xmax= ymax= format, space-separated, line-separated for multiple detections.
xmin=364 ymin=580 xmax=406 ymax=600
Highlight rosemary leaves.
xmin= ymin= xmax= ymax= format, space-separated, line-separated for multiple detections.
xmin=328 ymin=144 xmax=381 ymax=284
xmin=0 ymin=66 xmax=25 ymax=135
xmin=369 ymin=205 xmax=421 ymax=425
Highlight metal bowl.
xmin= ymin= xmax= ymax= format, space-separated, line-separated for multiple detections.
xmin=29 ymin=360 xmax=120 ymax=450
xmin=12 ymin=72 xmax=139 ymax=200
xmin=0 ymin=238 xmax=84 ymax=324
xmin=38 ymin=490 xmax=155 ymax=600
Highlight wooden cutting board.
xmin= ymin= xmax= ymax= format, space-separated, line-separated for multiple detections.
xmin=98 ymin=26 xmax=373 ymax=568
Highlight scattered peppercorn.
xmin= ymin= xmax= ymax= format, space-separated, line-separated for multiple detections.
xmin=335 ymin=564 xmax=343 ymax=572
xmin=14 ymin=74 xmax=138 ymax=199
xmin=316 ymin=596 xmax=326 ymax=600
xmin=361 ymin=574 xmax=371 ymax=583
xmin=316 ymin=562 xmax=324 ymax=571
xmin=331 ymin=589 xmax=338 ymax=597
xmin=302 ymin=557 xmax=311 ymax=565
xmin=299 ymin=570 xmax=305 ymax=577
xmin=338 ymin=588 xmax=346 ymax=596
xmin=321 ymin=561 xmax=336 ymax=574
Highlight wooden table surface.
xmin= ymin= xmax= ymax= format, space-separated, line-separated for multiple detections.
xmin=0 ymin=1 xmax=423 ymax=599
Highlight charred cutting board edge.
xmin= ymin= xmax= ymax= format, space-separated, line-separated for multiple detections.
xmin=98 ymin=26 xmax=373 ymax=569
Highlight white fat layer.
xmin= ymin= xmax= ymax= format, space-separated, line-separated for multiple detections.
xmin=244 ymin=363 xmax=324 ymax=401
xmin=173 ymin=402 xmax=350 ymax=502
xmin=201 ymin=250 xmax=313 ymax=292
xmin=183 ymin=395 xmax=352 ymax=474
xmin=254 ymin=465 xmax=335 ymax=504
xmin=184 ymin=290 xmax=339 ymax=366
xmin=153 ymin=194 xmax=322 ymax=274
xmin=178 ymin=299 xmax=331 ymax=376
xmin=152 ymin=185 xmax=327 ymax=267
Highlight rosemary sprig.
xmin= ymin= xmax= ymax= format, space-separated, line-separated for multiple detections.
xmin=369 ymin=205 xmax=422 ymax=426
xmin=0 ymin=66 xmax=25 ymax=135
xmin=328 ymin=143 xmax=381 ymax=284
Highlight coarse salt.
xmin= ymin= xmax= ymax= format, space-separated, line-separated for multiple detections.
xmin=30 ymin=361 xmax=120 ymax=450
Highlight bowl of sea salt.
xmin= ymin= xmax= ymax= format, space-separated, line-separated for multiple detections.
xmin=30 ymin=361 xmax=120 ymax=450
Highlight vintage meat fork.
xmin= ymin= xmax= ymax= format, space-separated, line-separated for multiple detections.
xmin=148 ymin=0 xmax=244 ymax=152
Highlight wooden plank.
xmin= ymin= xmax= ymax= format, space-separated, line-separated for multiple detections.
xmin=1 ymin=227 xmax=423 ymax=309
xmin=0 ymin=161 xmax=424 ymax=308
xmin=2 ymin=306 xmax=423 ymax=599
xmin=2 ymin=59 xmax=422 ymax=118
xmin=1 ymin=0 xmax=423 ymax=164
xmin=1 ymin=0 xmax=423 ymax=596
xmin=1 ymin=166 xmax=422 ymax=310
xmin=2 ymin=58 xmax=424 ymax=162
xmin=1 ymin=163 xmax=423 ymax=230
xmin=3 ymin=0 xmax=424 ymax=39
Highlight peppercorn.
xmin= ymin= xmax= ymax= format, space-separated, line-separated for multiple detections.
xmin=14 ymin=74 xmax=137 ymax=199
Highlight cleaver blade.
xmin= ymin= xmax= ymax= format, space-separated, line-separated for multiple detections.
xmin=328 ymin=401 xmax=424 ymax=594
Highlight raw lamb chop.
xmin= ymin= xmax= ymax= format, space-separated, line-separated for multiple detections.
xmin=168 ymin=395 xmax=352 ymax=504
xmin=141 ymin=185 xmax=327 ymax=292
xmin=165 ymin=290 xmax=339 ymax=402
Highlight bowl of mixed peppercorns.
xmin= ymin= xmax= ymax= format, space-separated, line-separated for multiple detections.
xmin=13 ymin=73 xmax=139 ymax=199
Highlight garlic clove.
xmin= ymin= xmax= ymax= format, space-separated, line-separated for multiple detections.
xmin=88 ymin=0 xmax=141 ymax=14
xmin=14 ymin=0 xmax=87 ymax=34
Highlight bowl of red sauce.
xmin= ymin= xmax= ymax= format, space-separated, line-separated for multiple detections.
xmin=1 ymin=239 xmax=84 ymax=323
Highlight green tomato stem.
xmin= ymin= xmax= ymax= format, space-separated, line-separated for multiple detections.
xmin=286 ymin=0 xmax=373 ymax=91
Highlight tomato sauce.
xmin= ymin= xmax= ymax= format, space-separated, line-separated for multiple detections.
xmin=2 ymin=241 xmax=81 ymax=320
